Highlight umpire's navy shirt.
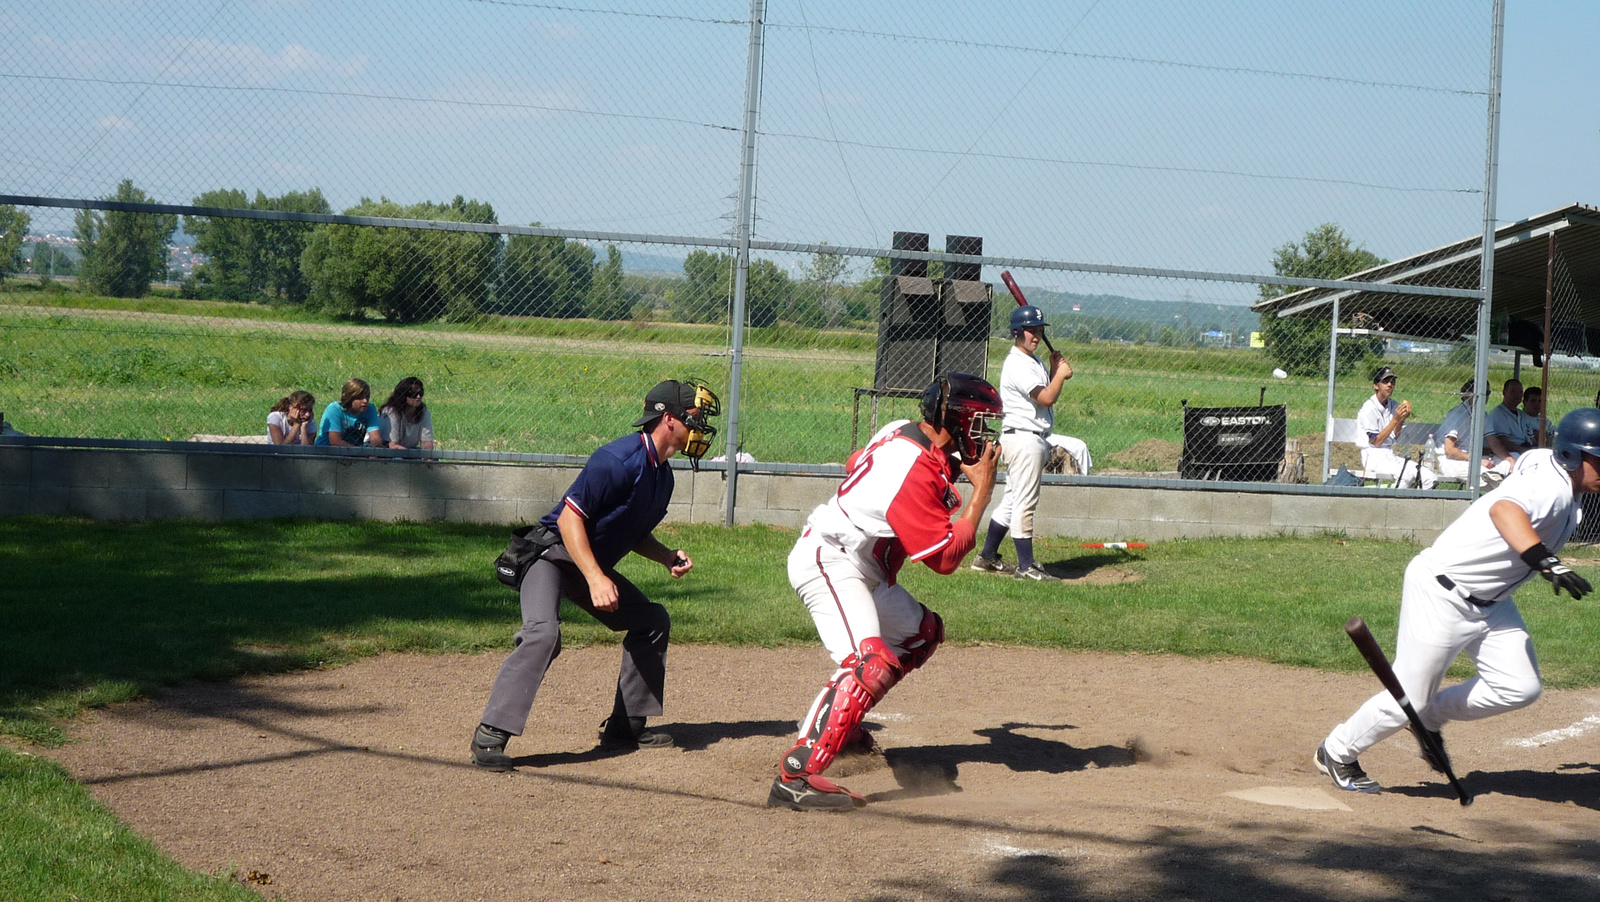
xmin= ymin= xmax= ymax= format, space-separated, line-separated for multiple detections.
xmin=539 ymin=432 xmax=674 ymax=571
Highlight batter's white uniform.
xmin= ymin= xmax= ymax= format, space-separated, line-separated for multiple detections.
xmin=1356 ymin=394 xmax=1437 ymax=489
xmin=991 ymin=346 xmax=1053 ymax=538
xmin=788 ymin=420 xmax=973 ymax=664
xmin=1323 ymin=448 xmax=1578 ymax=764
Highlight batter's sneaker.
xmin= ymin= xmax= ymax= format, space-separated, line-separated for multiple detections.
xmin=1316 ymin=743 xmax=1381 ymax=793
xmin=471 ymin=723 xmax=514 ymax=772
xmin=971 ymin=556 xmax=1013 ymax=574
xmin=1407 ymin=723 xmax=1452 ymax=775
xmin=598 ymin=715 xmax=675 ymax=750
xmin=766 ymin=774 xmax=867 ymax=811
xmin=1013 ymin=564 xmax=1054 ymax=581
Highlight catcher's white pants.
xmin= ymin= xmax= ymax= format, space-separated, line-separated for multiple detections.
xmin=992 ymin=432 xmax=1049 ymax=538
xmin=1360 ymin=447 xmax=1438 ymax=489
xmin=1322 ymin=556 xmax=1541 ymax=764
xmin=788 ymin=531 xmax=929 ymax=665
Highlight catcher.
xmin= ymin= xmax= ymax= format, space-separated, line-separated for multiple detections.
xmin=767 ymin=372 xmax=1000 ymax=811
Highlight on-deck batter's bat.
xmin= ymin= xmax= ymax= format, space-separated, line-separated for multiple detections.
xmin=1000 ymin=271 xmax=1058 ymax=356
xmin=1343 ymin=616 xmax=1472 ymax=806
xmin=1080 ymin=542 xmax=1148 ymax=550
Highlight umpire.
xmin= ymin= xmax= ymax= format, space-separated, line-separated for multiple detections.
xmin=470 ymin=379 xmax=717 ymax=770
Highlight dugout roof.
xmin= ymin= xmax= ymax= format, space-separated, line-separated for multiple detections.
xmin=1253 ymin=204 xmax=1600 ymax=357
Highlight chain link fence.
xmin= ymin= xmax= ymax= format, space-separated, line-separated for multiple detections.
xmin=5 ymin=1 xmax=1553 ymax=489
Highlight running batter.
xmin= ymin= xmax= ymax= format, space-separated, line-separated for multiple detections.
xmin=767 ymin=372 xmax=1000 ymax=811
xmin=1316 ymin=407 xmax=1600 ymax=794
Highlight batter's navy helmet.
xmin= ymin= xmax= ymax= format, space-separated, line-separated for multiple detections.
xmin=1009 ymin=304 xmax=1048 ymax=336
xmin=1553 ymin=407 xmax=1600 ymax=471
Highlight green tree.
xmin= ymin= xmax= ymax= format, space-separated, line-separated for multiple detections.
xmin=1258 ymin=223 xmax=1387 ymax=377
xmin=75 ymin=180 xmax=177 ymax=298
xmin=0 ymin=205 xmax=30 ymax=281
xmin=301 ymin=195 xmax=497 ymax=323
xmin=676 ymin=249 xmax=731 ymax=324
xmin=184 ymin=189 xmax=255 ymax=300
xmin=500 ymin=228 xmax=595 ymax=319
xmin=28 ymin=241 xmax=77 ymax=279
xmin=745 ymin=257 xmax=789 ymax=328
xmin=804 ymin=248 xmax=849 ymax=327
xmin=585 ymin=244 xmax=631 ymax=320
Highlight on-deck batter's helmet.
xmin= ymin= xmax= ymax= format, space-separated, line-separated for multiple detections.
xmin=920 ymin=371 xmax=1002 ymax=462
xmin=1009 ymin=304 xmax=1049 ymax=337
xmin=1553 ymin=407 xmax=1600 ymax=471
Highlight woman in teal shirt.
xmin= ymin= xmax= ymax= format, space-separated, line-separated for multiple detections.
xmin=315 ymin=378 xmax=382 ymax=447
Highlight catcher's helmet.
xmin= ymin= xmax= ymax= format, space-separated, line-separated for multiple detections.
xmin=1553 ymin=407 xmax=1600 ymax=472
xmin=1009 ymin=304 xmax=1049 ymax=336
xmin=920 ymin=371 xmax=1002 ymax=461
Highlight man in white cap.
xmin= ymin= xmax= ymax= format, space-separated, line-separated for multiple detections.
xmin=1355 ymin=366 xmax=1436 ymax=489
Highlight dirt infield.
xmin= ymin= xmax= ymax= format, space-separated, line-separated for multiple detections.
xmin=48 ymin=646 xmax=1600 ymax=902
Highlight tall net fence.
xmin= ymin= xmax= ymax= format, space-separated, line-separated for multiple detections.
xmin=3 ymin=1 xmax=1538 ymax=482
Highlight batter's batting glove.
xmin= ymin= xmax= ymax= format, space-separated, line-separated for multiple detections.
xmin=1523 ymin=544 xmax=1593 ymax=600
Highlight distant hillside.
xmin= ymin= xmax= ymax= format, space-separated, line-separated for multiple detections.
xmin=1024 ymin=288 xmax=1260 ymax=336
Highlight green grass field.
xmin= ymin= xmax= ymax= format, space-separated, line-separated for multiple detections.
xmin=6 ymin=283 xmax=1594 ymax=465
xmin=6 ymin=516 xmax=1600 ymax=898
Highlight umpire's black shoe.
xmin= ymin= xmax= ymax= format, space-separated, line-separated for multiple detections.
xmin=599 ymin=715 xmax=675 ymax=750
xmin=1407 ymin=723 xmax=1452 ymax=775
xmin=471 ymin=723 xmax=514 ymax=771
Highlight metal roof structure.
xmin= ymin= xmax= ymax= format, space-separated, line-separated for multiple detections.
xmin=1253 ymin=204 xmax=1600 ymax=356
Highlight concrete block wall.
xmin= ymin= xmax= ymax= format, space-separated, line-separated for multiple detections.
xmin=0 ymin=441 xmax=1470 ymax=543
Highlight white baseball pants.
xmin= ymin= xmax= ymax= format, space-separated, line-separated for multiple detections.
xmin=788 ymin=532 xmax=930 ymax=665
xmin=1322 ymin=556 xmax=1541 ymax=764
xmin=992 ymin=432 xmax=1049 ymax=538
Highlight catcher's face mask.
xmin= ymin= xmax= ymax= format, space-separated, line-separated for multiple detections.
xmin=681 ymin=383 xmax=720 ymax=461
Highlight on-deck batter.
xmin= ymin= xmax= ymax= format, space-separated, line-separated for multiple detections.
xmin=973 ymin=304 xmax=1072 ymax=581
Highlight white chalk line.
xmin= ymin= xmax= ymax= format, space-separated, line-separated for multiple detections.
xmin=1508 ymin=713 xmax=1600 ymax=748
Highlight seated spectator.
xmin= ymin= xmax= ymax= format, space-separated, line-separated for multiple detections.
xmin=267 ymin=390 xmax=317 ymax=445
xmin=1434 ymin=379 xmax=1507 ymax=484
xmin=1044 ymin=434 xmax=1092 ymax=475
xmin=1521 ymin=386 xmax=1548 ymax=447
xmin=1355 ymin=366 xmax=1436 ymax=489
xmin=1485 ymin=378 xmax=1536 ymax=463
xmin=315 ymin=378 xmax=382 ymax=448
xmin=378 ymin=376 xmax=435 ymax=451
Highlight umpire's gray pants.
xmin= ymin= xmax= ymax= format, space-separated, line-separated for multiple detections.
xmin=480 ymin=545 xmax=670 ymax=736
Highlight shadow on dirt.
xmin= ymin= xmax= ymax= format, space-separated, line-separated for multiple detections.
xmin=1375 ymin=761 xmax=1600 ymax=811
xmin=873 ymin=722 xmax=1137 ymax=801
xmin=855 ymin=824 xmax=1600 ymax=902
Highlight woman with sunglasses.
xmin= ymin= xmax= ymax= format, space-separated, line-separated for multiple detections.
xmin=379 ymin=376 xmax=435 ymax=450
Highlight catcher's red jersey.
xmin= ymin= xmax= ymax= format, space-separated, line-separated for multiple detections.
xmin=803 ymin=421 xmax=968 ymax=583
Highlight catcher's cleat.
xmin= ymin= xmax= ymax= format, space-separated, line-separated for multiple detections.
xmin=766 ymin=774 xmax=867 ymax=811
xmin=471 ymin=723 xmax=514 ymax=772
xmin=598 ymin=715 xmax=675 ymax=751
xmin=1407 ymin=723 xmax=1452 ymax=775
xmin=1316 ymin=744 xmax=1381 ymax=793
xmin=970 ymin=556 xmax=1013 ymax=574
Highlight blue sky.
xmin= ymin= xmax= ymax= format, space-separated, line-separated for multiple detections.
xmin=2 ymin=2 xmax=1594 ymax=303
